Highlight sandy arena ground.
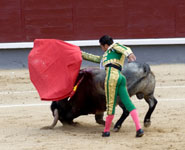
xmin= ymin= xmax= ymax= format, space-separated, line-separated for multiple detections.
xmin=0 ymin=64 xmax=185 ymax=150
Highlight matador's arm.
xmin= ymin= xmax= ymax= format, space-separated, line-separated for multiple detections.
xmin=81 ymin=51 xmax=101 ymax=63
xmin=112 ymin=43 xmax=133 ymax=57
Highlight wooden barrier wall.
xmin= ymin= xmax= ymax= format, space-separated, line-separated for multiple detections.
xmin=0 ymin=0 xmax=185 ymax=42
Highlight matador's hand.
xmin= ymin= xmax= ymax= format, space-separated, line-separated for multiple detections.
xmin=128 ymin=53 xmax=136 ymax=62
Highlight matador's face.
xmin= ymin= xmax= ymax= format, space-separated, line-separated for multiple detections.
xmin=100 ymin=44 xmax=109 ymax=52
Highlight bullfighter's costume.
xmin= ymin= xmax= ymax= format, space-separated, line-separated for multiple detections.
xmin=82 ymin=43 xmax=144 ymax=137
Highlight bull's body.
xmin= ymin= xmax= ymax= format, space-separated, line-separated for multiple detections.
xmin=45 ymin=62 xmax=157 ymax=131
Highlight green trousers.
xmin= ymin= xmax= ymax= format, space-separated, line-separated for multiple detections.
xmin=105 ymin=67 xmax=136 ymax=115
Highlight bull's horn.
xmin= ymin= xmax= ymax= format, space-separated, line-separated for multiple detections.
xmin=41 ymin=109 xmax=59 ymax=130
xmin=50 ymin=109 xmax=59 ymax=128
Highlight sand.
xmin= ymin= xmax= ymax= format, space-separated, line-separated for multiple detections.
xmin=0 ymin=64 xmax=185 ymax=150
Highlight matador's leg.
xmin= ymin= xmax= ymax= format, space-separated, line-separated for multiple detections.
xmin=102 ymin=67 xmax=119 ymax=137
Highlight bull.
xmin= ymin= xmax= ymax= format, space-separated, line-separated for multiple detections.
xmin=43 ymin=62 xmax=157 ymax=132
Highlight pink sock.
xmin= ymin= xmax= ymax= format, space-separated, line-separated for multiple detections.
xmin=130 ymin=109 xmax=141 ymax=131
xmin=104 ymin=115 xmax=114 ymax=132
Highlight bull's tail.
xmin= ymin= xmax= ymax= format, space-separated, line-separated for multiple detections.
xmin=143 ymin=63 xmax=151 ymax=77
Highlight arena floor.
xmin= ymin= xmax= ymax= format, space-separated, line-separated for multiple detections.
xmin=0 ymin=64 xmax=185 ymax=150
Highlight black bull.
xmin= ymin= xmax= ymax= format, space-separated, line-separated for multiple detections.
xmin=43 ymin=62 xmax=158 ymax=131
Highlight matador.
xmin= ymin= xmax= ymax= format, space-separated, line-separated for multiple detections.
xmin=81 ymin=35 xmax=144 ymax=138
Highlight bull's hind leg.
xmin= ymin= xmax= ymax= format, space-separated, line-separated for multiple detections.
xmin=113 ymin=102 xmax=129 ymax=132
xmin=144 ymin=95 xmax=158 ymax=127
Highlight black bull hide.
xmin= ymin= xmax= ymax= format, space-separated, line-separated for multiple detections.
xmin=44 ymin=62 xmax=158 ymax=131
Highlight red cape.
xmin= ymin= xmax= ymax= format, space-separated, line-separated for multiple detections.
xmin=28 ymin=39 xmax=82 ymax=101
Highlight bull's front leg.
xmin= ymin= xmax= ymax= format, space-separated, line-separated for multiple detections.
xmin=95 ymin=111 xmax=105 ymax=125
xmin=63 ymin=111 xmax=80 ymax=125
xmin=144 ymin=95 xmax=158 ymax=127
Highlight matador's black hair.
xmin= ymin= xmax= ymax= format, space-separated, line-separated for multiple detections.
xmin=99 ymin=35 xmax=113 ymax=46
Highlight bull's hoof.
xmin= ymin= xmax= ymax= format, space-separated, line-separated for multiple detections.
xmin=113 ymin=125 xmax=121 ymax=132
xmin=68 ymin=121 xmax=79 ymax=126
xmin=62 ymin=120 xmax=79 ymax=126
xmin=72 ymin=122 xmax=79 ymax=126
xmin=40 ymin=126 xmax=54 ymax=130
xmin=144 ymin=120 xmax=151 ymax=127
